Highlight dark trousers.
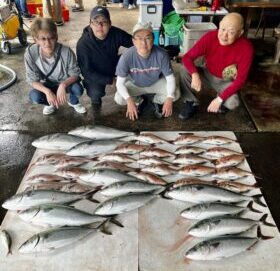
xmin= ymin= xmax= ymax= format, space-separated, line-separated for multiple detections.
xmin=84 ymin=81 xmax=106 ymax=105
xmin=29 ymin=82 xmax=84 ymax=105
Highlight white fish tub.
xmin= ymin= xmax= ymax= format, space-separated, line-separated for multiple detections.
xmin=0 ymin=131 xmax=280 ymax=271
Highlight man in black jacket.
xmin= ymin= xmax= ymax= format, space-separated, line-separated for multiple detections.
xmin=76 ymin=6 xmax=133 ymax=110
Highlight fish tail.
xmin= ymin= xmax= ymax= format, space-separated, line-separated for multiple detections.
xmin=247 ymin=201 xmax=262 ymax=213
xmin=178 ymin=132 xmax=194 ymax=136
xmin=260 ymin=214 xmax=276 ymax=227
xmin=109 ymin=217 xmax=124 ymax=228
xmin=252 ymin=194 xmax=266 ymax=207
xmin=257 ymin=225 xmax=274 ymax=240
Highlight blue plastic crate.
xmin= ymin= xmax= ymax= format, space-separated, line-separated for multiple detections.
xmin=153 ymin=29 xmax=160 ymax=45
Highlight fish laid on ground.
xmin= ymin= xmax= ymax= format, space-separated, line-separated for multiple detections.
xmin=140 ymin=147 xmax=175 ymax=158
xmin=132 ymin=132 xmax=169 ymax=144
xmin=203 ymin=147 xmax=243 ymax=159
xmin=66 ymin=140 xmax=120 ymax=157
xmin=175 ymin=146 xmax=206 ymax=155
xmin=92 ymin=161 xmax=135 ymax=173
xmin=98 ymin=154 xmax=135 ymax=164
xmin=18 ymin=226 xmax=103 ymax=254
xmin=114 ymin=143 xmax=148 ymax=155
xmin=173 ymin=154 xmax=210 ymax=165
xmin=131 ymin=172 xmax=167 ymax=185
xmin=171 ymin=134 xmax=205 ymax=145
xmin=179 ymin=165 xmax=215 ymax=177
xmin=100 ymin=180 xmax=164 ymax=197
xmin=188 ymin=214 xmax=274 ymax=238
xmin=32 ymin=133 xmax=90 ymax=151
xmin=185 ymin=232 xmax=271 ymax=261
xmin=2 ymin=189 xmax=96 ymax=211
xmin=141 ymin=164 xmax=176 ymax=176
xmin=94 ymin=193 xmax=156 ymax=215
xmin=137 ymin=157 xmax=172 ymax=166
xmin=213 ymin=154 xmax=245 ymax=168
xmin=165 ymin=183 xmax=264 ymax=205
xmin=181 ymin=202 xmax=261 ymax=220
xmin=0 ymin=229 xmax=12 ymax=256
xmin=68 ymin=125 xmax=135 ymax=140
xmin=201 ymin=135 xmax=236 ymax=145
xmin=18 ymin=204 xmax=109 ymax=227
xmin=25 ymin=174 xmax=68 ymax=184
xmin=213 ymin=167 xmax=255 ymax=180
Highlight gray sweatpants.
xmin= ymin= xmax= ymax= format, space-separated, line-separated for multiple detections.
xmin=179 ymin=65 xmax=240 ymax=110
xmin=114 ymin=77 xmax=181 ymax=105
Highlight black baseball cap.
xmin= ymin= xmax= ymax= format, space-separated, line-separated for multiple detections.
xmin=90 ymin=6 xmax=110 ymax=21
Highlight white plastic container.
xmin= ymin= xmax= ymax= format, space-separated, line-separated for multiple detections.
xmin=138 ymin=1 xmax=163 ymax=29
xmin=182 ymin=22 xmax=217 ymax=53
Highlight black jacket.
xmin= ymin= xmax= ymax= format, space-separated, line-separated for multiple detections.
xmin=76 ymin=26 xmax=133 ymax=87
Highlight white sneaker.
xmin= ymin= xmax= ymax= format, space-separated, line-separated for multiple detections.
xmin=119 ymin=3 xmax=124 ymax=8
xmin=68 ymin=102 xmax=87 ymax=114
xmin=43 ymin=105 xmax=55 ymax=115
xmin=132 ymin=4 xmax=137 ymax=8
xmin=128 ymin=4 xmax=134 ymax=9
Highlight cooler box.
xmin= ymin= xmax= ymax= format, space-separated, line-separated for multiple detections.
xmin=27 ymin=0 xmax=42 ymax=15
xmin=138 ymin=0 xmax=163 ymax=29
xmin=182 ymin=22 xmax=217 ymax=53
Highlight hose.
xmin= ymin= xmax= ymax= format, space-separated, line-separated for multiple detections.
xmin=0 ymin=63 xmax=17 ymax=92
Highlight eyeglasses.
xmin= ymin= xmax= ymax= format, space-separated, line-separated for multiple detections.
xmin=91 ymin=20 xmax=109 ymax=27
xmin=37 ymin=36 xmax=56 ymax=42
xmin=133 ymin=36 xmax=153 ymax=43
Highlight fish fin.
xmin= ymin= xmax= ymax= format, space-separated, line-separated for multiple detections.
xmin=257 ymin=226 xmax=274 ymax=240
xmin=88 ymin=197 xmax=100 ymax=204
xmin=247 ymin=201 xmax=262 ymax=213
xmin=109 ymin=217 xmax=124 ymax=228
xmin=99 ymin=225 xmax=112 ymax=235
xmin=260 ymin=214 xmax=276 ymax=227
xmin=252 ymin=194 xmax=266 ymax=207
xmin=178 ymin=132 xmax=194 ymax=136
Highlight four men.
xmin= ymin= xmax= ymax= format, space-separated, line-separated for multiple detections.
xmin=25 ymin=8 xmax=253 ymax=120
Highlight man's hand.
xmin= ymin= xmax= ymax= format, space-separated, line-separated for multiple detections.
xmin=45 ymin=89 xmax=59 ymax=108
xmin=162 ymin=97 xmax=173 ymax=117
xmin=57 ymin=83 xmax=67 ymax=105
xmin=191 ymin=73 xmax=202 ymax=92
xmin=207 ymin=97 xmax=222 ymax=113
xmin=126 ymin=97 xmax=138 ymax=121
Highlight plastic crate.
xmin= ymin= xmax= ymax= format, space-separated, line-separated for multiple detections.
xmin=27 ymin=3 xmax=42 ymax=14
xmin=164 ymin=34 xmax=180 ymax=46
xmin=182 ymin=22 xmax=217 ymax=53
xmin=153 ymin=28 xmax=160 ymax=45
xmin=138 ymin=1 xmax=163 ymax=29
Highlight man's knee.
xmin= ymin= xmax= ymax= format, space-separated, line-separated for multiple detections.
xmin=69 ymin=82 xmax=84 ymax=97
xmin=29 ymin=89 xmax=43 ymax=104
xmin=114 ymin=92 xmax=127 ymax=106
xmin=224 ymin=94 xmax=240 ymax=110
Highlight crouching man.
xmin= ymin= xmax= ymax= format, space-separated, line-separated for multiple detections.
xmin=114 ymin=22 xmax=180 ymax=121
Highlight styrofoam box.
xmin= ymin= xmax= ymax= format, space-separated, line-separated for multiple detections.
xmin=138 ymin=1 xmax=163 ymax=29
xmin=182 ymin=22 xmax=217 ymax=52
xmin=0 ymin=5 xmax=11 ymax=21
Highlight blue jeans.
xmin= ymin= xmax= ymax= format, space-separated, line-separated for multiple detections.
xmin=15 ymin=0 xmax=29 ymax=15
xmin=29 ymin=82 xmax=84 ymax=105
xmin=83 ymin=81 xmax=106 ymax=105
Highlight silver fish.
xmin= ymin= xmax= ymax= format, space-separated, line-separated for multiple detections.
xmin=188 ymin=214 xmax=274 ymax=238
xmin=213 ymin=154 xmax=245 ymax=168
xmin=140 ymin=147 xmax=175 ymax=158
xmin=172 ymin=134 xmax=205 ymax=145
xmin=141 ymin=164 xmax=176 ymax=176
xmin=201 ymin=135 xmax=236 ymax=145
xmin=66 ymin=140 xmax=120 ymax=157
xmin=132 ymin=132 xmax=169 ymax=144
xmin=131 ymin=172 xmax=167 ymax=185
xmin=173 ymin=154 xmax=209 ymax=165
xmin=99 ymin=154 xmax=135 ymax=164
xmin=100 ymin=180 xmax=164 ymax=197
xmin=179 ymin=165 xmax=215 ymax=177
xmin=203 ymin=147 xmax=243 ymax=159
xmin=18 ymin=226 xmax=97 ymax=254
xmin=68 ymin=125 xmax=135 ymax=140
xmin=2 ymin=189 xmax=95 ymax=210
xmin=181 ymin=202 xmax=259 ymax=220
xmin=137 ymin=157 xmax=171 ymax=166
xmin=114 ymin=143 xmax=148 ymax=155
xmin=166 ymin=183 xmax=263 ymax=204
xmin=25 ymin=174 xmax=68 ymax=184
xmin=213 ymin=167 xmax=254 ymax=180
xmin=32 ymin=133 xmax=90 ymax=150
xmin=94 ymin=193 xmax=155 ymax=215
xmin=0 ymin=229 xmax=12 ymax=256
xmin=175 ymin=146 xmax=206 ymax=155
xmin=18 ymin=204 xmax=108 ymax=227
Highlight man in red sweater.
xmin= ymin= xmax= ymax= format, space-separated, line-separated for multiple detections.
xmin=179 ymin=12 xmax=254 ymax=120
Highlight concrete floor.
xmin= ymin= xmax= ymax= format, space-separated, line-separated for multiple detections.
xmin=0 ymin=1 xmax=280 ymax=230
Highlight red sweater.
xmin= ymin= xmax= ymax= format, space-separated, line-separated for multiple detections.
xmin=182 ymin=30 xmax=254 ymax=101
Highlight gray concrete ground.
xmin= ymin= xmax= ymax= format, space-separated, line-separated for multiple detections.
xmin=0 ymin=0 xmax=280 ymax=230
